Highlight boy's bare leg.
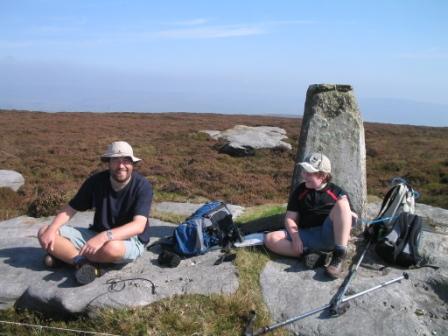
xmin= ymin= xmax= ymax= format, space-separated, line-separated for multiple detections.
xmin=265 ymin=231 xmax=300 ymax=257
xmin=329 ymin=197 xmax=352 ymax=246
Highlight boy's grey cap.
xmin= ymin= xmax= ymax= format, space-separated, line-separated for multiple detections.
xmin=299 ymin=152 xmax=331 ymax=174
xmin=101 ymin=141 xmax=141 ymax=163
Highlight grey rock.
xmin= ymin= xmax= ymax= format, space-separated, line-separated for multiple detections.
xmin=292 ymin=84 xmax=367 ymax=218
xmin=260 ymin=229 xmax=448 ymax=336
xmin=0 ymin=211 xmax=239 ymax=316
xmin=0 ymin=169 xmax=25 ymax=191
xmin=153 ymin=201 xmax=245 ymax=219
xmin=201 ymin=125 xmax=292 ymax=156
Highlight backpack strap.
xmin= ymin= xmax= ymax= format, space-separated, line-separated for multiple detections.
xmin=392 ymin=213 xmax=410 ymax=262
xmin=407 ymin=214 xmax=421 ymax=264
xmin=378 ymin=185 xmax=398 ymax=216
xmin=325 ymin=189 xmax=338 ymax=201
xmin=377 ymin=185 xmax=402 ymax=227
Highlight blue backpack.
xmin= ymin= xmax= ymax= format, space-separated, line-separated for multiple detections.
xmin=173 ymin=201 xmax=243 ymax=256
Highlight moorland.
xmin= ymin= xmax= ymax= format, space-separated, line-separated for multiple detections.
xmin=0 ymin=109 xmax=447 ymax=335
xmin=0 ymin=109 xmax=447 ymax=221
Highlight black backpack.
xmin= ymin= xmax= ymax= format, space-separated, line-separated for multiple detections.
xmin=374 ymin=212 xmax=423 ymax=268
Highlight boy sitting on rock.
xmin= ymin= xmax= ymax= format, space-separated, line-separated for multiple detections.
xmin=265 ymin=152 xmax=356 ymax=279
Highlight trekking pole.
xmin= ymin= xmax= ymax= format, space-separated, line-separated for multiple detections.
xmin=330 ymin=215 xmax=396 ymax=316
xmin=328 ymin=238 xmax=372 ymax=316
xmin=244 ymin=272 xmax=408 ymax=336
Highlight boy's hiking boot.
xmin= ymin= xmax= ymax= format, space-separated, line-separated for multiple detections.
xmin=325 ymin=249 xmax=347 ymax=279
xmin=43 ymin=254 xmax=64 ymax=268
xmin=303 ymin=251 xmax=330 ymax=269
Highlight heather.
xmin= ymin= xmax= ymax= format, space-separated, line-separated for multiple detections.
xmin=0 ymin=110 xmax=447 ymax=220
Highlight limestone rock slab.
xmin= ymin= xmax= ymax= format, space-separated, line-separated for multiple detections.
xmin=0 ymin=211 xmax=239 ymax=316
xmin=0 ymin=170 xmax=25 ymax=191
xmin=202 ymin=125 xmax=292 ymax=156
xmin=260 ymin=230 xmax=448 ymax=336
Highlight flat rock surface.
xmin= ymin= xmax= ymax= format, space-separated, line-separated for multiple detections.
xmin=0 ymin=202 xmax=242 ymax=316
xmin=1 ymin=198 xmax=447 ymax=336
xmin=201 ymin=125 xmax=292 ymax=150
xmin=260 ymin=227 xmax=448 ymax=336
xmin=0 ymin=170 xmax=24 ymax=191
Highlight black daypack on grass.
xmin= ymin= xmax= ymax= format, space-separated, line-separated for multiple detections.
xmin=374 ymin=212 xmax=423 ymax=268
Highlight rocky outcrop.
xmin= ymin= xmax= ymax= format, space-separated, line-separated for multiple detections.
xmin=201 ymin=125 xmax=292 ymax=156
xmin=1 ymin=199 xmax=447 ymax=336
xmin=260 ymin=202 xmax=448 ymax=336
xmin=292 ymin=84 xmax=367 ymax=218
xmin=0 ymin=203 xmax=245 ymax=317
xmin=260 ymin=231 xmax=447 ymax=336
xmin=0 ymin=170 xmax=24 ymax=191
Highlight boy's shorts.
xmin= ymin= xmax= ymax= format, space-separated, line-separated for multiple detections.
xmin=59 ymin=226 xmax=145 ymax=263
xmin=285 ymin=216 xmax=335 ymax=252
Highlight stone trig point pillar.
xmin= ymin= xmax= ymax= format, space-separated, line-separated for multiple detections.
xmin=292 ymin=84 xmax=367 ymax=218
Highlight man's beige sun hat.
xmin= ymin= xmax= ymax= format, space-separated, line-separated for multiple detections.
xmin=101 ymin=141 xmax=141 ymax=163
xmin=298 ymin=152 xmax=331 ymax=174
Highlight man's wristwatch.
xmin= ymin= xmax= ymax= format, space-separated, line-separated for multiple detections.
xmin=106 ymin=230 xmax=113 ymax=241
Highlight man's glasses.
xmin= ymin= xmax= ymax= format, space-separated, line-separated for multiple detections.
xmin=110 ymin=157 xmax=133 ymax=165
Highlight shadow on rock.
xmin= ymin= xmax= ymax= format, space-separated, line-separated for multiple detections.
xmin=149 ymin=224 xmax=175 ymax=239
xmin=428 ymin=274 xmax=448 ymax=303
xmin=0 ymin=246 xmax=47 ymax=271
xmin=42 ymin=269 xmax=80 ymax=288
xmin=239 ymin=213 xmax=284 ymax=235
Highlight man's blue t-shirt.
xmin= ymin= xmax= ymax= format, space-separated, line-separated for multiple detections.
xmin=69 ymin=170 xmax=153 ymax=244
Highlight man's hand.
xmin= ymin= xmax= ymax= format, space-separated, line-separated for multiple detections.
xmin=38 ymin=225 xmax=58 ymax=252
xmin=79 ymin=232 xmax=108 ymax=257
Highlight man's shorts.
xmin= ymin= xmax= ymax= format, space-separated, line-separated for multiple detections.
xmin=59 ymin=226 xmax=145 ymax=263
xmin=285 ymin=216 xmax=335 ymax=252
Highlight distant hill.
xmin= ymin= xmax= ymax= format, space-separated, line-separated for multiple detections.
xmin=358 ymin=97 xmax=448 ymax=127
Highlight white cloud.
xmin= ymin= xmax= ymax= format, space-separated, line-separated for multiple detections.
xmin=155 ymin=25 xmax=264 ymax=39
xmin=153 ymin=18 xmax=317 ymax=39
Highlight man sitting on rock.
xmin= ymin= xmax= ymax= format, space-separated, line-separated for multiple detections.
xmin=265 ymin=152 xmax=355 ymax=279
xmin=38 ymin=141 xmax=153 ymax=285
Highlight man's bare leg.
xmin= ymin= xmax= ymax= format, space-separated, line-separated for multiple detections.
xmin=38 ymin=225 xmax=79 ymax=265
xmin=87 ymin=241 xmax=126 ymax=263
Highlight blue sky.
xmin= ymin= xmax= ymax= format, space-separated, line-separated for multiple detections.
xmin=1 ymin=0 xmax=447 ymax=126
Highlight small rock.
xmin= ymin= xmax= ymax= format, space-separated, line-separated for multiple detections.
xmin=415 ymin=309 xmax=426 ymax=316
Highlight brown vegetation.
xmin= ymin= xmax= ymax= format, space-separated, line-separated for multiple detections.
xmin=0 ymin=110 xmax=447 ymax=219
